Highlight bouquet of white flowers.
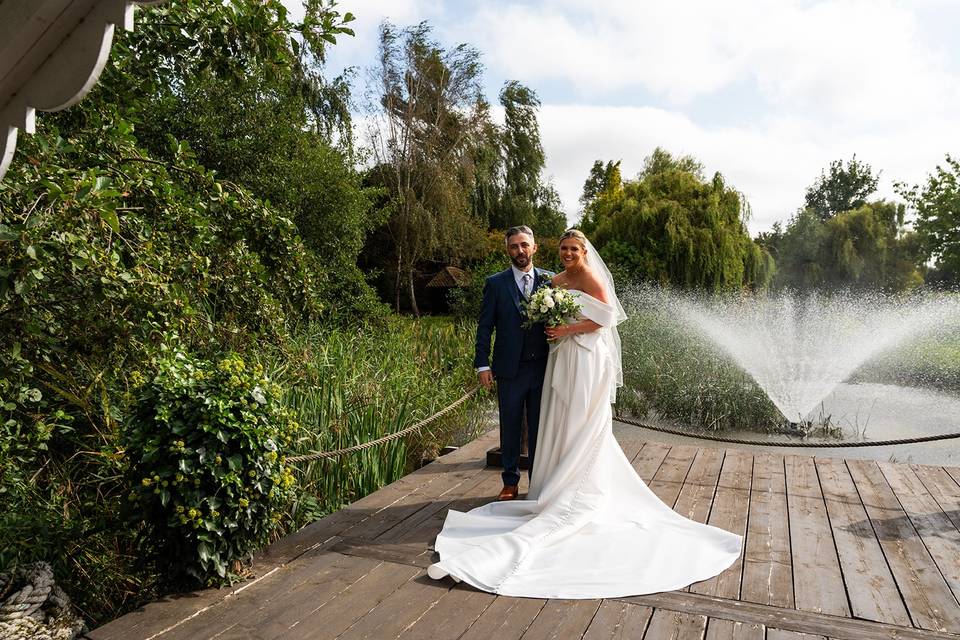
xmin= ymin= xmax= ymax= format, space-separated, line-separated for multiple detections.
xmin=522 ymin=286 xmax=582 ymax=329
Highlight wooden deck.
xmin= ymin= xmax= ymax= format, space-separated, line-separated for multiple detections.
xmin=87 ymin=427 xmax=960 ymax=640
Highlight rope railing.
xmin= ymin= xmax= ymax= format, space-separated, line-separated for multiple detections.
xmin=615 ymin=414 xmax=960 ymax=448
xmin=286 ymin=386 xmax=481 ymax=463
xmin=284 ymin=383 xmax=960 ymax=461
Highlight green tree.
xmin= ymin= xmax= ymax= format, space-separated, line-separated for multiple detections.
xmin=579 ymin=159 xmax=623 ymax=234
xmin=586 ymin=148 xmax=774 ymax=290
xmin=368 ymin=21 xmax=489 ymax=314
xmin=487 ymin=82 xmax=567 ymax=236
xmin=772 ymin=202 xmax=923 ymax=290
xmin=804 ymin=156 xmax=880 ymax=221
xmin=897 ymin=154 xmax=960 ymax=287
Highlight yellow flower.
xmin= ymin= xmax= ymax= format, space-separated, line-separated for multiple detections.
xmin=141 ymin=478 xmax=152 ymax=487
xmin=238 ymin=498 xmax=249 ymax=507
xmin=214 ymin=455 xmax=222 ymax=464
xmin=188 ymin=508 xmax=199 ymax=518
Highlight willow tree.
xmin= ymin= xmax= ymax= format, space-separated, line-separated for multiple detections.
xmin=368 ymin=21 xmax=489 ymax=314
xmin=587 ymin=148 xmax=775 ymax=290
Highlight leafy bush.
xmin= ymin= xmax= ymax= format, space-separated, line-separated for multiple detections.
xmin=123 ymin=350 xmax=296 ymax=585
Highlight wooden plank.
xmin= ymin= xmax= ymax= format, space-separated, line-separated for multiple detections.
xmin=642 ymin=608 xmax=707 ymax=640
xmin=741 ymin=452 xmax=793 ymax=609
xmin=618 ymin=435 xmax=647 ymax=464
xmin=376 ymin=469 xmax=501 ymax=543
xmin=582 ymin=600 xmax=653 ymax=639
xmin=766 ymin=630 xmax=826 ymax=640
xmin=267 ymin=559 xmax=422 ymax=640
xmin=395 ymin=583 xmax=496 ymax=640
xmin=157 ymin=548 xmax=369 ymax=640
xmin=458 ymin=596 xmax=547 ymax=640
xmin=846 ymin=458 xmax=960 ymax=634
xmin=675 ymin=448 xmax=726 ymax=592
xmin=631 ymin=441 xmax=672 ymax=483
xmin=332 ymin=539 xmax=433 ymax=568
xmin=618 ymin=590 xmax=960 ymax=640
xmin=402 ymin=468 xmax=505 ymax=546
xmin=911 ymin=465 xmax=960 ymax=534
xmin=648 ymin=444 xmax=699 ymax=507
xmin=783 ymin=455 xmax=849 ymax=617
xmin=879 ymin=462 xmax=960 ymax=605
xmin=944 ymin=466 xmax=960 ymax=489
xmin=674 ymin=447 xmax=726 ymax=522
xmin=519 ymin=599 xmax=602 ymax=639
xmin=692 ymin=449 xmax=753 ymax=600
xmin=814 ymin=458 xmax=910 ymax=626
xmin=339 ymin=461 xmax=493 ymax=542
xmin=331 ymin=573 xmax=456 ymax=640
xmin=704 ymin=618 xmax=763 ymax=640
xmin=255 ymin=429 xmax=499 ymax=567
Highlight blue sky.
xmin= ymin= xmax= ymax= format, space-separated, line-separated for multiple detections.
xmin=285 ymin=0 xmax=960 ymax=234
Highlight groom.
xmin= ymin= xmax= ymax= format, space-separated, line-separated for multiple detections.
xmin=475 ymin=225 xmax=553 ymax=501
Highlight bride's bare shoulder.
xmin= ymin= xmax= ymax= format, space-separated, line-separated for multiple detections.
xmin=581 ymin=271 xmax=608 ymax=303
xmin=551 ymin=271 xmax=568 ymax=287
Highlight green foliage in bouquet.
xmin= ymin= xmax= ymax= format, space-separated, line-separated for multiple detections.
xmin=123 ymin=350 xmax=296 ymax=586
xmin=521 ymin=287 xmax=581 ymax=328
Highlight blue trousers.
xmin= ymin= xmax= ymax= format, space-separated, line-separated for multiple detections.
xmin=496 ymin=358 xmax=548 ymax=487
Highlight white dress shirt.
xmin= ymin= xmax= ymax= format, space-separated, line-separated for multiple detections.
xmin=512 ymin=265 xmax=535 ymax=298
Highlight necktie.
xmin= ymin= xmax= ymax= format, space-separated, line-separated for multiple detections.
xmin=522 ymin=273 xmax=532 ymax=298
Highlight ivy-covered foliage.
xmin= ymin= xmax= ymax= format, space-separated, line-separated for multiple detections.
xmin=0 ymin=0 xmax=382 ymax=624
xmin=0 ymin=105 xmax=326 ymax=621
xmin=124 ymin=352 xmax=296 ymax=585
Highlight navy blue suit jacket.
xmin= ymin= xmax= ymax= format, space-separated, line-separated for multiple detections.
xmin=474 ymin=267 xmax=554 ymax=380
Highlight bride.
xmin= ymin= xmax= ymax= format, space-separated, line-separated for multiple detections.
xmin=426 ymin=229 xmax=743 ymax=599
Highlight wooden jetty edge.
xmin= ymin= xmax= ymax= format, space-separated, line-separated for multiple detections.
xmin=87 ymin=427 xmax=960 ymax=640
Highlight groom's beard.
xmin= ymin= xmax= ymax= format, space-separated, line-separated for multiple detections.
xmin=511 ymin=254 xmax=531 ymax=269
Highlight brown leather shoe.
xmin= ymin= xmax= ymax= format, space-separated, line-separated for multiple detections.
xmin=497 ymin=485 xmax=519 ymax=501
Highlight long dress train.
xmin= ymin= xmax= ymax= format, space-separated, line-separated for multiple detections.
xmin=427 ymin=290 xmax=742 ymax=599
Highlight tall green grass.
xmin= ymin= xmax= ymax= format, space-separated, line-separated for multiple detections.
xmin=258 ymin=316 xmax=490 ymax=527
xmin=618 ymin=308 xmax=785 ymax=431
xmin=853 ymin=328 xmax=960 ymax=391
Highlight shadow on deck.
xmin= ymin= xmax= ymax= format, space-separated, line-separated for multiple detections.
xmin=87 ymin=427 xmax=960 ymax=640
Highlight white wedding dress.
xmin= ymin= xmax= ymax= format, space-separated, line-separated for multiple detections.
xmin=426 ymin=288 xmax=743 ymax=599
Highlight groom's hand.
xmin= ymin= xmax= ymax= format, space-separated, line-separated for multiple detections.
xmin=478 ymin=369 xmax=494 ymax=390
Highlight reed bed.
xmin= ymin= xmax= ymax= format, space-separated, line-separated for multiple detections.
xmin=259 ymin=316 xmax=490 ymax=526
xmin=617 ymin=307 xmax=785 ymax=432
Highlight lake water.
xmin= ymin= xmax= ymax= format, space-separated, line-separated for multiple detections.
xmin=616 ymin=382 xmax=960 ymax=466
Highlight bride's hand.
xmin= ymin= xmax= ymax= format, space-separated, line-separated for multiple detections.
xmin=545 ymin=324 xmax=568 ymax=340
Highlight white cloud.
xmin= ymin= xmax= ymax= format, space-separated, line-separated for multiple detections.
xmin=457 ymin=0 xmax=959 ymax=124
xmin=284 ymin=0 xmax=960 ymax=234
xmin=536 ymin=103 xmax=953 ymax=233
